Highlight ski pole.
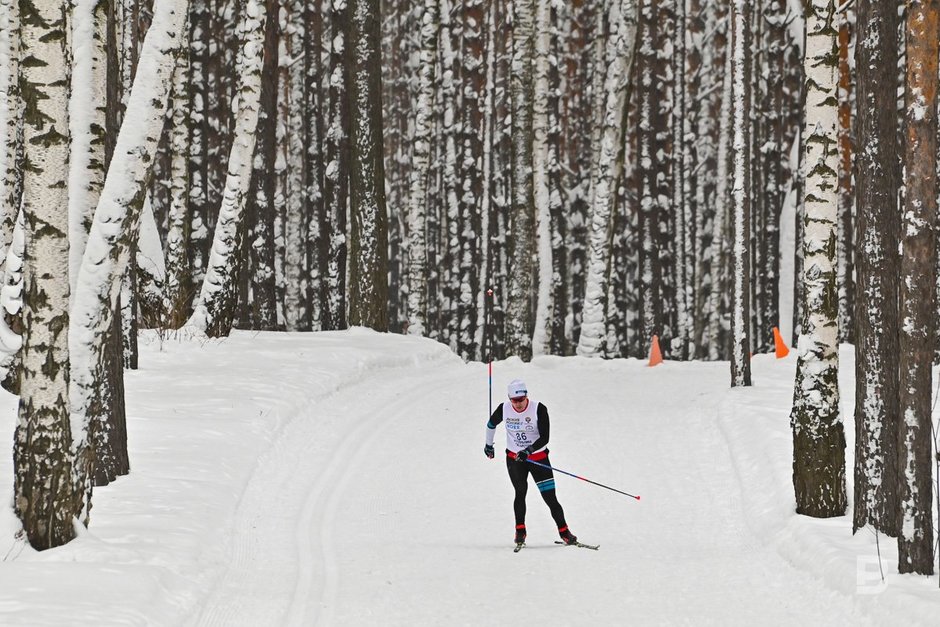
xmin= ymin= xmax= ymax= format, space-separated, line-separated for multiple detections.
xmin=488 ymin=361 xmax=493 ymax=418
xmin=526 ymin=458 xmax=641 ymax=501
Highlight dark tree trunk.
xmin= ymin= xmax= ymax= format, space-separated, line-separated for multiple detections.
xmin=347 ymin=0 xmax=389 ymax=330
xmin=853 ymin=0 xmax=901 ymax=537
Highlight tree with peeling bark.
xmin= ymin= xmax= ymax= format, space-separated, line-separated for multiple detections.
xmin=789 ymin=0 xmax=846 ymax=519
xmin=896 ymin=0 xmax=937 ymax=576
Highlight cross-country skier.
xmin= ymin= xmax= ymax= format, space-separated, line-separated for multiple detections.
xmin=484 ymin=378 xmax=578 ymax=546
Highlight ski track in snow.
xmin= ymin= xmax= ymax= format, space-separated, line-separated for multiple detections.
xmin=192 ymin=352 xmax=906 ymax=626
xmin=193 ymin=354 xmax=462 ymax=627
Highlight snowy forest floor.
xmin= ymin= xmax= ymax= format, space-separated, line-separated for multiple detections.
xmin=0 ymin=329 xmax=937 ymax=625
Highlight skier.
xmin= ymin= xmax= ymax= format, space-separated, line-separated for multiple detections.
xmin=484 ymin=378 xmax=578 ymax=547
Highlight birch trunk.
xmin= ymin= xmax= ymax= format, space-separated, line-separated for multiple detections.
xmin=405 ymin=0 xmax=438 ymax=338
xmin=729 ymin=0 xmax=751 ymax=387
xmin=69 ymin=0 xmax=189 ymax=522
xmin=14 ymin=0 xmax=75 ymax=550
xmin=0 ymin=0 xmax=21 ymax=280
xmin=531 ymin=0 xmax=554 ymax=357
xmin=188 ymin=0 xmax=266 ymax=336
xmin=577 ymin=0 xmax=637 ymax=358
xmin=163 ymin=36 xmax=192 ymax=329
xmin=790 ymin=0 xmax=846 ymax=519
xmin=505 ymin=0 xmax=536 ymax=360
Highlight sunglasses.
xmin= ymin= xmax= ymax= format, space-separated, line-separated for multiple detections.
xmin=510 ymin=396 xmax=527 ymax=403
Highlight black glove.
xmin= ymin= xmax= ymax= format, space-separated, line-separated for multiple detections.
xmin=484 ymin=444 xmax=495 ymax=459
xmin=516 ymin=447 xmax=532 ymax=463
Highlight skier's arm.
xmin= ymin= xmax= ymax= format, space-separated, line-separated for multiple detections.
xmin=485 ymin=404 xmax=504 ymax=447
xmin=528 ymin=403 xmax=550 ymax=451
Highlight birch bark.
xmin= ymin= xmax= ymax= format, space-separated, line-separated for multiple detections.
xmin=789 ymin=0 xmax=846 ymax=518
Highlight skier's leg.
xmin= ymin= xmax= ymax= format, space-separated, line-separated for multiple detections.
xmin=530 ymin=455 xmax=568 ymax=528
xmin=506 ymin=455 xmax=529 ymax=525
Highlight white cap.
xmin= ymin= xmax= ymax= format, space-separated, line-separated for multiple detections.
xmin=507 ymin=379 xmax=528 ymax=398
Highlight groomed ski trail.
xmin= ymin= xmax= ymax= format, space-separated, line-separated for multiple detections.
xmin=195 ymin=355 xmax=884 ymax=626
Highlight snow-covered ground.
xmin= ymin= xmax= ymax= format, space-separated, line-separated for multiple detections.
xmin=0 ymin=329 xmax=937 ymax=626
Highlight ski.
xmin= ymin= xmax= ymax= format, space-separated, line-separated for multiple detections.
xmin=554 ymin=541 xmax=599 ymax=550
xmin=513 ymin=542 xmax=525 ymax=552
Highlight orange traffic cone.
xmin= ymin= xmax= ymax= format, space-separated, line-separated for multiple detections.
xmin=648 ymin=335 xmax=663 ymax=367
xmin=773 ymin=327 xmax=789 ymax=359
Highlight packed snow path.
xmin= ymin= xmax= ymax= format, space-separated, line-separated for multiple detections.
xmin=2 ymin=331 xmax=934 ymax=625
xmin=192 ymin=340 xmax=876 ymax=626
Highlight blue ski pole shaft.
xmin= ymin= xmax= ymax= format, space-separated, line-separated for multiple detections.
xmin=526 ymin=458 xmax=641 ymax=501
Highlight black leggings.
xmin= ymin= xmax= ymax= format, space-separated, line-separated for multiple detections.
xmin=506 ymin=453 xmax=567 ymax=529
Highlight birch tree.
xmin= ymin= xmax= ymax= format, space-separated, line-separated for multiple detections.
xmin=70 ymin=0 xmax=129 ymax=487
xmin=347 ymin=0 xmax=388 ymax=330
xmin=789 ymin=0 xmax=846 ymax=518
xmin=896 ymin=0 xmax=937 ymax=575
xmin=505 ymin=0 xmax=536 ymax=360
xmin=0 ymin=0 xmax=21 ymax=278
xmin=163 ymin=38 xmax=192 ymax=328
xmin=14 ymin=0 xmax=75 ymax=550
xmin=577 ymin=0 xmax=637 ymax=358
xmin=188 ymin=0 xmax=267 ymax=336
xmin=405 ymin=0 xmax=438 ymax=338
xmin=69 ymin=0 xmax=189 ymax=522
xmin=531 ymin=0 xmax=556 ymax=357
xmin=853 ymin=0 xmax=901 ymax=536
xmin=729 ymin=0 xmax=751 ymax=387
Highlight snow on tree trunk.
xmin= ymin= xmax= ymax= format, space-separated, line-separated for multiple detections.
xmin=0 ymin=0 xmax=21 ymax=282
xmin=729 ymin=0 xmax=751 ymax=387
xmin=244 ymin=0 xmax=279 ymax=331
xmin=0 ymin=205 xmax=24 ymax=379
xmin=188 ymin=0 xmax=267 ymax=336
xmin=69 ymin=0 xmax=189 ymax=521
xmin=896 ymin=0 xmax=937 ymax=575
xmin=282 ymin=0 xmax=309 ymax=331
xmin=576 ymin=0 xmax=637 ymax=358
xmin=163 ymin=37 xmax=192 ymax=329
xmin=405 ymin=0 xmax=438 ymax=338
xmin=789 ymin=0 xmax=846 ymax=519
xmin=347 ymin=0 xmax=388 ymax=330
xmin=704 ymin=30 xmax=733 ymax=361
xmin=458 ymin=0 xmax=485 ymax=360
xmin=531 ymin=0 xmax=555 ymax=357
xmin=322 ymin=0 xmax=349 ymax=331
xmin=835 ymin=11 xmax=855 ymax=345
xmin=13 ymin=0 xmax=75 ymax=550
xmin=505 ymin=0 xmax=537 ymax=360
xmin=69 ymin=0 xmax=108 ymax=303
xmin=852 ymin=0 xmax=901 ymax=536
